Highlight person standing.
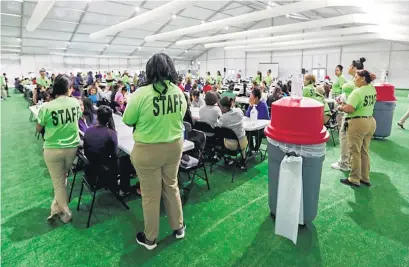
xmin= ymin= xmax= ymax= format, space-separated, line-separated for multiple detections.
xmin=37 ymin=68 xmax=51 ymax=88
xmin=122 ymin=53 xmax=187 ymax=250
xmin=186 ymin=69 xmax=192 ymax=79
xmin=264 ymin=69 xmax=272 ymax=87
xmin=332 ymin=65 xmax=346 ymax=98
xmin=338 ymin=70 xmax=377 ymax=187
xmin=397 ymin=108 xmax=409 ymax=129
xmin=36 ymin=74 xmax=81 ymax=223
xmin=0 ymin=73 xmax=7 ymax=100
xmin=331 ymin=58 xmax=366 ymax=171
xmin=122 ymin=70 xmax=131 ymax=88
xmin=216 ymin=70 xmax=223 ymax=87
xmin=206 ymin=71 xmax=213 ymax=85
xmin=253 ymin=71 xmax=262 ymax=86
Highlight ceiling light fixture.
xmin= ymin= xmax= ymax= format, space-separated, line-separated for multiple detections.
xmin=16 ymin=38 xmax=22 ymax=42
xmin=137 ymin=46 xmax=141 ymax=50
xmin=172 ymin=14 xmax=177 ymax=19
xmin=201 ymin=20 xmax=205 ymax=24
xmin=225 ymin=26 xmax=229 ymax=30
xmin=0 ymin=12 xmax=21 ymax=17
xmin=185 ymin=50 xmax=188 ymax=53
xmin=285 ymin=14 xmax=290 ymax=18
xmin=105 ymin=44 xmax=110 ymax=47
xmin=135 ymin=6 xmax=140 ymax=11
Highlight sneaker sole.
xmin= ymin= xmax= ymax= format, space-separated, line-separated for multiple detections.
xmin=136 ymin=238 xmax=157 ymax=250
xmin=176 ymin=225 xmax=186 ymax=239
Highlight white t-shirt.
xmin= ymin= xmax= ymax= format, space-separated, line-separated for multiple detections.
xmin=199 ymin=105 xmax=222 ymax=127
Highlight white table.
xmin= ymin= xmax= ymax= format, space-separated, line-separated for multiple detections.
xmin=112 ymin=114 xmax=195 ymax=155
xmin=189 ymin=107 xmax=270 ymax=132
xmin=29 ymin=105 xmax=41 ymax=121
xmin=24 ymin=84 xmax=35 ymax=92
xmin=235 ymin=96 xmax=249 ymax=104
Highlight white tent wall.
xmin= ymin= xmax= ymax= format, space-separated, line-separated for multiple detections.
xmin=195 ymin=40 xmax=409 ymax=89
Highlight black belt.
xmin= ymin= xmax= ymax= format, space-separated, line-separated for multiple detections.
xmin=346 ymin=116 xmax=371 ymax=121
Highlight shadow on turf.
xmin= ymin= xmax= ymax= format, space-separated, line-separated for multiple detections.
xmin=370 ymin=139 xmax=409 ymax=165
xmin=232 ymin=216 xmax=323 ymax=267
xmin=2 ymin=208 xmax=60 ymax=242
xmin=347 ymin=172 xmax=409 ymax=247
xmin=179 ymin=158 xmax=263 ymax=206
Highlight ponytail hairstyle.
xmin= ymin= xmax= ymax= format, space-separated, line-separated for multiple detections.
xmin=336 ymin=65 xmax=343 ymax=72
xmin=356 ymin=70 xmax=377 ymax=84
xmin=97 ymin=105 xmax=116 ymax=131
xmin=352 ymin=57 xmax=366 ymax=70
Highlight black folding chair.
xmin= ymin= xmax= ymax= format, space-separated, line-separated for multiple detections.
xmin=193 ymin=121 xmax=216 ymax=157
xmin=68 ymin=149 xmax=85 ymax=203
xmin=179 ymin=130 xmax=210 ymax=189
xmin=76 ymin=156 xmax=129 ymax=228
xmin=212 ymin=127 xmax=247 ymax=182
xmin=325 ymin=110 xmax=339 ymax=147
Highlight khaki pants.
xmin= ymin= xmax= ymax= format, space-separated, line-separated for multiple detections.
xmin=347 ymin=117 xmax=376 ymax=184
xmin=130 ymin=139 xmax=184 ymax=241
xmin=44 ymin=148 xmax=78 ymax=215
xmin=338 ymin=116 xmax=350 ymax=169
xmin=225 ymin=136 xmax=248 ymax=159
xmin=399 ymin=107 xmax=409 ymax=125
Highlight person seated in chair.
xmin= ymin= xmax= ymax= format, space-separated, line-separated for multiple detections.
xmin=245 ymin=88 xmax=270 ymax=155
xmin=83 ymin=106 xmax=119 ymax=189
xmin=216 ymin=96 xmax=247 ymax=169
xmin=312 ymin=85 xmax=331 ymax=124
xmin=191 ymin=89 xmax=205 ymax=108
xmin=199 ymin=91 xmax=221 ymax=128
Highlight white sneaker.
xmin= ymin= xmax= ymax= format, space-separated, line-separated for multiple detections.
xmin=331 ymin=162 xmax=349 ymax=172
xmin=174 ymin=224 xmax=186 ymax=239
xmin=59 ymin=211 xmax=72 ymax=224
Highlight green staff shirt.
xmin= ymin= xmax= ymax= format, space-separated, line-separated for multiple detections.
xmin=346 ymin=84 xmax=377 ymax=118
xmin=312 ymin=93 xmax=331 ymax=116
xmin=332 ymin=74 xmax=346 ymax=95
xmin=342 ymin=80 xmax=355 ymax=99
xmin=253 ymin=75 xmax=261 ymax=85
xmin=37 ymin=76 xmax=51 ymax=88
xmin=264 ymin=75 xmax=272 ymax=87
xmin=37 ymin=96 xmax=82 ymax=149
xmin=302 ymin=84 xmax=315 ymax=97
xmin=122 ymin=75 xmax=130 ymax=85
xmin=0 ymin=75 xmax=4 ymax=89
xmin=206 ymin=75 xmax=213 ymax=84
xmin=123 ymin=81 xmax=187 ymax=144
xmin=221 ymin=91 xmax=236 ymax=99
xmin=216 ymin=75 xmax=222 ymax=85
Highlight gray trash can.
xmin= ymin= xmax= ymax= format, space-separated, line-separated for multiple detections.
xmin=373 ymin=101 xmax=396 ymax=138
xmin=267 ymin=139 xmax=326 ymax=224
xmin=373 ymin=84 xmax=396 ymax=138
xmin=264 ymin=97 xmax=329 ymax=224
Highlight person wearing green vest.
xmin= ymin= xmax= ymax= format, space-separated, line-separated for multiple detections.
xmin=221 ymin=83 xmax=236 ymax=100
xmin=302 ymin=74 xmax=316 ymax=97
xmin=332 ymin=65 xmax=346 ymax=98
xmin=312 ymin=85 xmax=331 ymax=124
xmin=206 ymin=71 xmax=213 ymax=84
xmin=331 ymin=57 xmax=366 ymax=172
xmin=37 ymin=68 xmax=51 ymax=88
xmin=123 ymin=53 xmax=187 ymax=250
xmin=122 ymin=70 xmax=130 ymax=87
xmin=36 ymin=74 xmax=81 ymax=224
xmin=264 ymin=69 xmax=272 ymax=87
xmin=338 ymin=70 xmax=377 ymax=187
xmin=133 ymin=72 xmax=139 ymax=86
xmin=253 ymin=71 xmax=262 ymax=85
xmin=216 ymin=70 xmax=223 ymax=87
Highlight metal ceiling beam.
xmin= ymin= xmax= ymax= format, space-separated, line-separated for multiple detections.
xmin=66 ymin=2 xmax=93 ymax=52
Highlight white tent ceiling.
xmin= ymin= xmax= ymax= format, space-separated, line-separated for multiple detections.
xmin=1 ymin=0 xmax=409 ymax=60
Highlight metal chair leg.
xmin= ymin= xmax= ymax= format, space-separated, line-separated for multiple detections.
xmin=77 ymin=180 xmax=84 ymax=211
xmin=68 ymin=170 xmax=78 ymax=203
xmin=202 ymin=163 xmax=210 ymax=190
xmin=86 ymin=192 xmax=97 ymax=228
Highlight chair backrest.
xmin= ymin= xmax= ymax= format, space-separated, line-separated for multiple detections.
xmin=183 ymin=121 xmax=192 ymax=133
xmin=187 ymin=129 xmax=206 ymax=154
xmin=193 ymin=121 xmax=215 ymax=134
xmin=214 ymin=127 xmax=239 ymax=142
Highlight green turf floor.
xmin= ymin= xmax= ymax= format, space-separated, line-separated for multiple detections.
xmin=1 ymin=90 xmax=409 ymax=267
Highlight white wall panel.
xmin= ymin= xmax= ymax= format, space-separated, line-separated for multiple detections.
xmin=389 ymin=51 xmax=409 ymax=89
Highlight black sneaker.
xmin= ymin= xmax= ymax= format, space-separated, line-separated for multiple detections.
xmin=173 ymin=224 xmax=186 ymax=239
xmin=136 ymin=232 xmax=157 ymax=250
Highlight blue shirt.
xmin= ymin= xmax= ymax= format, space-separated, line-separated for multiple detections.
xmin=88 ymin=94 xmax=98 ymax=104
xmin=245 ymin=99 xmax=270 ymax=120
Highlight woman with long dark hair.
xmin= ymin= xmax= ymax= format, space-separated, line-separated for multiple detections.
xmin=123 ymin=53 xmax=187 ymax=250
xmin=78 ymin=97 xmax=96 ymax=133
xmin=36 ymin=74 xmax=81 ymax=223
xmin=338 ymin=70 xmax=377 ymax=187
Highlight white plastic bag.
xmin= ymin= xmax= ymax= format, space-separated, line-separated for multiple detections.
xmin=275 ymin=155 xmax=303 ymax=245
